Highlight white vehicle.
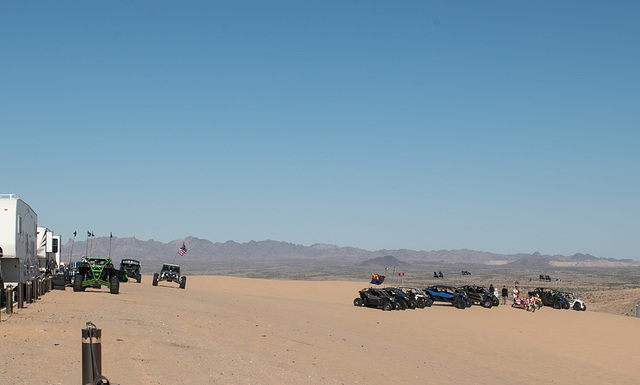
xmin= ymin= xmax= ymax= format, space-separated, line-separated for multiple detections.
xmin=564 ymin=292 xmax=587 ymax=311
xmin=398 ymin=286 xmax=433 ymax=308
xmin=0 ymin=194 xmax=40 ymax=287
xmin=37 ymin=226 xmax=62 ymax=271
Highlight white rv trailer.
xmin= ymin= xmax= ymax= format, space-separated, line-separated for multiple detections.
xmin=37 ymin=226 xmax=61 ymax=270
xmin=0 ymin=194 xmax=40 ymax=287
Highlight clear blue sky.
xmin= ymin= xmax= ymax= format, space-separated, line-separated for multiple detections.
xmin=2 ymin=1 xmax=639 ymax=259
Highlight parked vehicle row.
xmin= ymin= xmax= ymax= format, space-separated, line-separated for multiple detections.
xmin=355 ymin=284 xmax=586 ymax=312
xmin=354 ymin=284 xmax=502 ymax=311
xmin=528 ymin=288 xmax=586 ymax=311
xmin=354 ymin=287 xmax=433 ymax=311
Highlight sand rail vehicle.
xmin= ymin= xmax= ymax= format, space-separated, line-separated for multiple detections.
xmin=152 ymin=263 xmax=186 ymax=289
xmin=354 ymin=287 xmax=398 ymax=311
xmin=73 ymin=256 xmax=126 ymax=294
xmin=398 ymin=286 xmax=433 ymax=308
xmin=459 ymin=285 xmax=500 ymax=308
xmin=119 ymin=258 xmax=142 ymax=283
xmin=528 ymin=288 xmax=570 ymax=309
xmin=423 ymin=285 xmax=468 ymax=309
xmin=557 ymin=291 xmax=586 ymax=311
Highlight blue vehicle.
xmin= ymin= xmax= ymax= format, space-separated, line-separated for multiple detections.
xmin=423 ymin=285 xmax=468 ymax=309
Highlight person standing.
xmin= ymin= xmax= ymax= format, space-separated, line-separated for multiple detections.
xmin=501 ymin=285 xmax=508 ymax=305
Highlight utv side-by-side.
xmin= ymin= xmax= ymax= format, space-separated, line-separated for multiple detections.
xmin=459 ymin=285 xmax=499 ymax=308
xmin=152 ymin=263 xmax=186 ymax=289
xmin=528 ymin=288 xmax=570 ymax=309
xmin=423 ymin=285 xmax=468 ymax=309
xmin=120 ymin=259 xmax=142 ymax=283
xmin=73 ymin=257 xmax=127 ymax=294
xmin=353 ymin=287 xmax=397 ymax=311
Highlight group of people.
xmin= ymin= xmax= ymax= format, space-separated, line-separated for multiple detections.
xmin=498 ymin=284 xmax=520 ymax=305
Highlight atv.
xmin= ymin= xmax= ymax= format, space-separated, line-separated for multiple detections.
xmin=152 ymin=263 xmax=186 ymax=289
xmin=119 ymin=259 xmax=142 ymax=283
xmin=73 ymin=257 xmax=127 ymax=294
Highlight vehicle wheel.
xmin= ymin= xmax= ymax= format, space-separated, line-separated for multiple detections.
xmin=424 ymin=297 xmax=433 ymax=307
xmin=179 ymin=276 xmax=186 ymax=289
xmin=109 ymin=275 xmax=119 ymax=294
xmin=416 ymin=298 xmax=425 ymax=309
xmin=382 ymin=301 xmax=393 ymax=311
xmin=553 ymin=301 xmax=561 ymax=309
xmin=573 ymin=302 xmax=581 ymax=310
xmin=582 ymin=304 xmax=587 ymax=311
xmin=353 ymin=297 xmax=363 ymax=307
xmin=152 ymin=273 xmax=159 ymax=286
xmin=465 ymin=298 xmax=473 ymax=308
xmin=73 ymin=275 xmax=83 ymax=292
xmin=137 ymin=273 xmax=142 ymax=283
xmin=482 ymin=298 xmax=493 ymax=308
xmin=454 ymin=297 xmax=466 ymax=309
xmin=563 ymin=301 xmax=570 ymax=309
xmin=492 ymin=297 xmax=500 ymax=307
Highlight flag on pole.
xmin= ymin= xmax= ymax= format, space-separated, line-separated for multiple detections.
xmin=370 ymin=273 xmax=385 ymax=285
xmin=178 ymin=242 xmax=187 ymax=256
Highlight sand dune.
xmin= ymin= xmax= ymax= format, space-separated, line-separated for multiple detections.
xmin=1 ymin=276 xmax=639 ymax=384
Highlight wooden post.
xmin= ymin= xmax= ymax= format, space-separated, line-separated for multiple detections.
xmin=82 ymin=323 xmax=102 ymax=385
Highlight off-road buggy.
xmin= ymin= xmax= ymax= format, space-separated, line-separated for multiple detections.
xmin=353 ymin=287 xmax=397 ymax=311
xmin=423 ymin=285 xmax=468 ymax=309
xmin=381 ymin=287 xmax=416 ymax=310
xmin=152 ymin=263 xmax=186 ymax=289
xmin=558 ymin=291 xmax=586 ymax=311
xmin=528 ymin=288 xmax=570 ymax=309
xmin=398 ymin=286 xmax=433 ymax=308
xmin=73 ymin=257 xmax=127 ymax=294
xmin=459 ymin=285 xmax=499 ymax=308
xmin=119 ymin=259 xmax=142 ymax=283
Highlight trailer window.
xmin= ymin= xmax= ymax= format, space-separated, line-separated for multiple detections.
xmin=18 ymin=215 xmax=22 ymax=234
xmin=53 ymin=238 xmax=59 ymax=253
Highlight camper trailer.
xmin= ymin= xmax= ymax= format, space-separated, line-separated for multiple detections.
xmin=0 ymin=194 xmax=40 ymax=287
xmin=37 ymin=226 xmax=61 ymax=272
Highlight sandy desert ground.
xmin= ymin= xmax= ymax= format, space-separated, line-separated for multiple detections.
xmin=1 ymin=276 xmax=640 ymax=385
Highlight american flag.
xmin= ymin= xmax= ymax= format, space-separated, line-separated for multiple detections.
xmin=178 ymin=242 xmax=187 ymax=256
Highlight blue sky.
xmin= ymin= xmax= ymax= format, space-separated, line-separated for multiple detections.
xmin=2 ymin=1 xmax=639 ymax=259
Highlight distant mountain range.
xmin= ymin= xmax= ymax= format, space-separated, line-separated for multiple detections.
xmin=61 ymin=236 xmax=639 ymax=269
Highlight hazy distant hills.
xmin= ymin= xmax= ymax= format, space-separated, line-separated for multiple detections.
xmin=359 ymin=255 xmax=411 ymax=267
xmin=61 ymin=236 xmax=639 ymax=269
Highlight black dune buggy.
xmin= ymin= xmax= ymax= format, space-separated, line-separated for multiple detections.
xmin=120 ymin=259 xmax=142 ymax=283
xmin=528 ymin=288 xmax=570 ymax=309
xmin=152 ymin=263 xmax=186 ymax=289
xmin=459 ymin=285 xmax=499 ymax=308
xmin=398 ymin=286 xmax=433 ymax=308
xmin=73 ymin=256 xmax=127 ymax=294
xmin=353 ymin=287 xmax=397 ymax=311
